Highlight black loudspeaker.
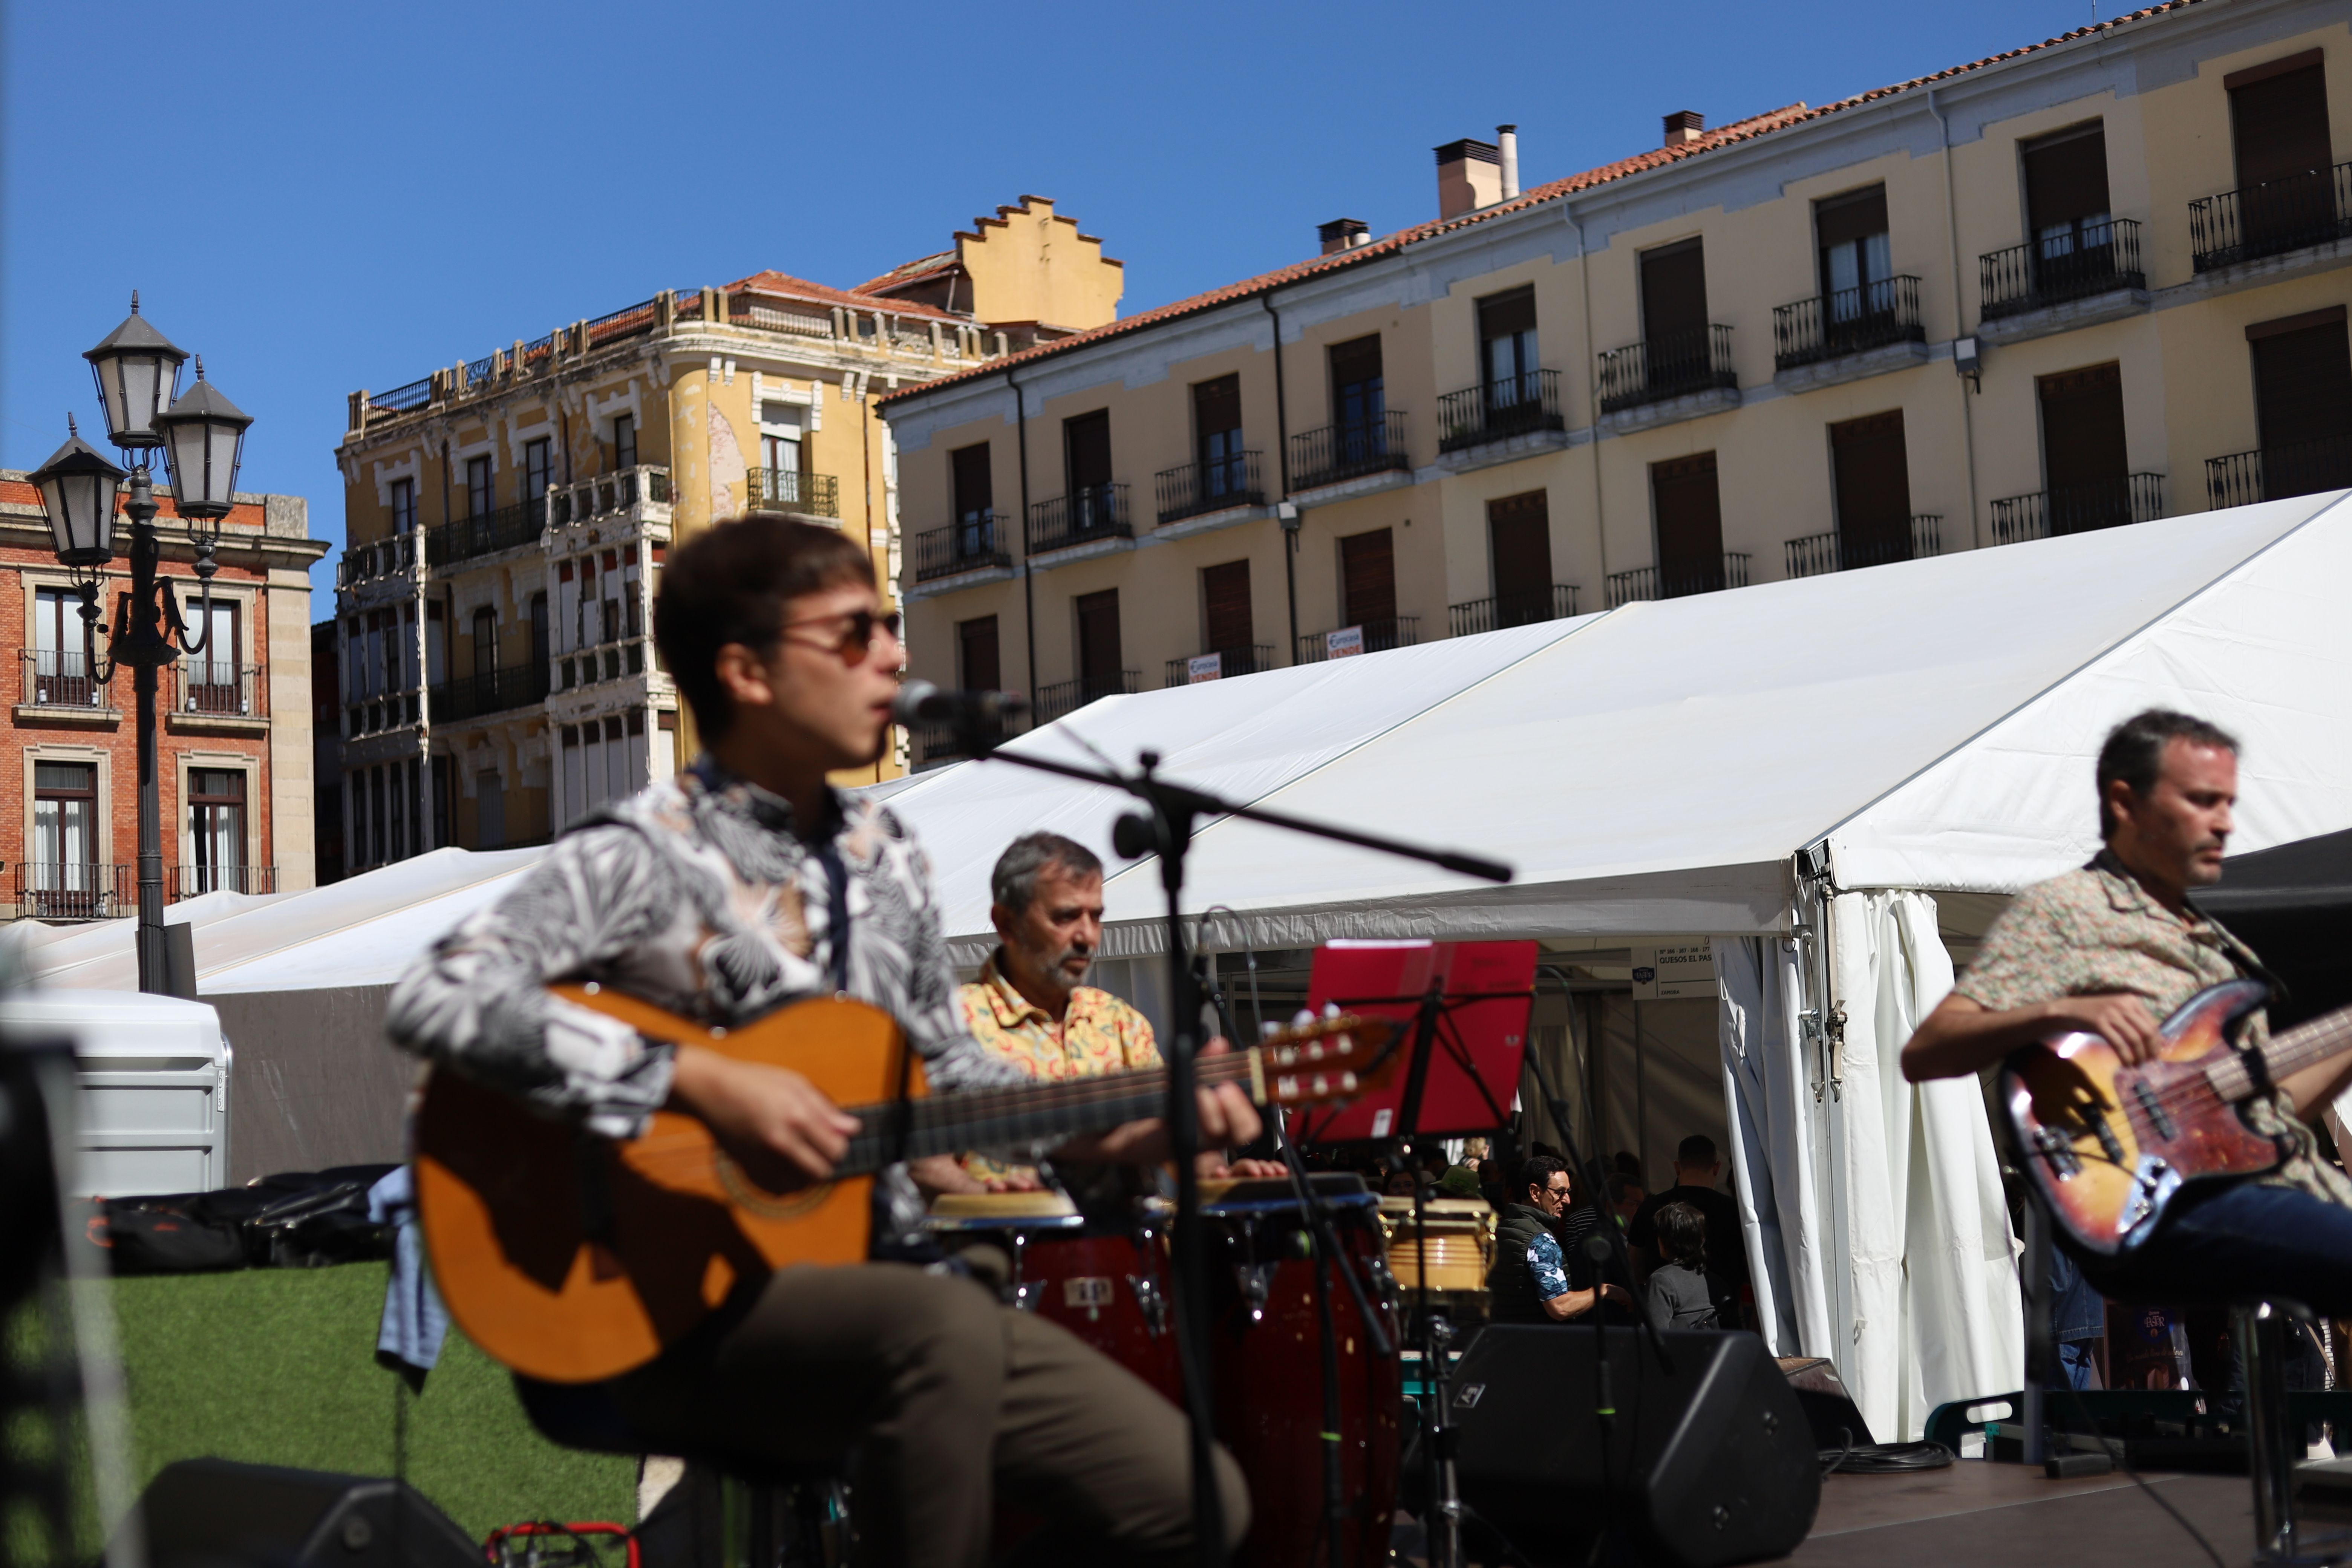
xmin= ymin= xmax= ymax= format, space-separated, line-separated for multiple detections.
xmin=1449 ymin=1327 xmax=1820 ymax=1568
xmin=126 ymin=1458 xmax=482 ymax=1568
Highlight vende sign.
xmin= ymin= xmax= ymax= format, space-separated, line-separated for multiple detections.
xmin=1187 ymin=653 xmax=1223 ymax=683
xmin=1326 ymin=626 xmax=1365 ymax=659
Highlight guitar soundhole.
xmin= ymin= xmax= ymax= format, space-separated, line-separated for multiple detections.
xmin=712 ymin=1148 xmax=834 ymax=1220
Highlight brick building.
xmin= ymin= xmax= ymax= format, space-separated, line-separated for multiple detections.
xmin=0 ymin=471 xmax=324 ymax=918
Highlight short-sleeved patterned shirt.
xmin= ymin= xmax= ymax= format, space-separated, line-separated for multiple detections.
xmin=1957 ymin=850 xmax=2352 ymax=1206
xmin=1526 ymin=1229 xmax=1571 ymax=1304
xmin=958 ymin=952 xmax=1161 ymax=1080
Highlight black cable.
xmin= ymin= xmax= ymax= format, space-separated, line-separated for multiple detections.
xmin=1819 ymin=1438 xmax=1951 ymax=1474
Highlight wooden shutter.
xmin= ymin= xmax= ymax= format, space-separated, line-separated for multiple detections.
xmin=957 ymin=615 xmax=1001 ymax=691
xmin=1640 ymin=240 xmax=1709 ymax=341
xmin=1829 ymin=412 xmax=1913 ymax=564
xmin=1193 ymin=376 xmax=1242 ymax=439
xmin=1477 ymin=287 xmax=1537 ymax=342
xmin=1202 ymin=560 xmax=1253 ymax=654
xmin=1814 ymin=185 xmax=1889 ymax=251
xmin=951 ymin=443 xmax=993 ymax=521
xmin=2230 ymin=60 xmax=2332 ymax=189
xmin=1064 ymin=411 xmax=1112 ymax=492
xmin=1486 ymin=492 xmax=1554 ymax=621
xmin=1075 ymin=591 xmax=1122 ymax=688
xmin=2023 ymin=124 xmax=2111 ymax=233
xmin=1329 ymin=335 xmax=1384 ymax=394
xmin=2250 ymin=308 xmax=2352 ymax=451
xmin=1339 ymin=529 xmax=1396 ymax=628
xmin=2037 ymin=363 xmax=2129 ymax=529
xmin=1650 ymin=453 xmax=1725 ymax=594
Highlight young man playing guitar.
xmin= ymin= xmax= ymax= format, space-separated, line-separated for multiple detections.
xmin=388 ymin=515 xmax=1255 ymax=1566
xmin=1903 ymin=709 xmax=2352 ymax=1306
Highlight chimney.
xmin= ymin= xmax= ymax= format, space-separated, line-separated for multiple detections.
xmin=1318 ymin=217 xmax=1370 ymax=256
xmin=1434 ymin=138 xmax=1502 ymax=219
xmin=1663 ymin=110 xmax=1706 ymax=148
xmin=1497 ymin=125 xmax=1520 ymax=201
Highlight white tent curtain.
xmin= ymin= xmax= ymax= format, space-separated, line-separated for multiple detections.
xmin=1717 ymin=935 xmax=1833 ymax=1363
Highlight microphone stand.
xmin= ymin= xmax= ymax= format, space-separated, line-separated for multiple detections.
xmin=957 ymin=728 xmax=1511 ymax=1568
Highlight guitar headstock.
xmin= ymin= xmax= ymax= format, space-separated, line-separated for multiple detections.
xmin=1249 ymin=1015 xmax=1401 ymax=1109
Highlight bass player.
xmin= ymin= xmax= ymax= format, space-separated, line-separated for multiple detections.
xmin=387 ymin=514 xmax=1254 ymax=1568
xmin=1902 ymin=708 xmax=2352 ymax=1305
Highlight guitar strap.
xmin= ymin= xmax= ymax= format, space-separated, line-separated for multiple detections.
xmin=816 ymin=839 xmax=852 ymax=997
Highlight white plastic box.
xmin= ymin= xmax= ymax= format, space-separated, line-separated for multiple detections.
xmin=0 ymin=991 xmax=232 ymax=1196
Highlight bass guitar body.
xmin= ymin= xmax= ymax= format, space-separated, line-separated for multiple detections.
xmin=2001 ymin=979 xmax=2280 ymax=1257
xmin=415 ymin=985 xmax=920 ymax=1384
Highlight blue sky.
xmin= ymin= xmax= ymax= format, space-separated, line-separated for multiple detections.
xmin=5 ymin=0 xmax=2109 ymax=608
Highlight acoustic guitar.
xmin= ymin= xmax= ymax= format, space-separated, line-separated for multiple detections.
xmin=415 ymin=983 xmax=1398 ymax=1383
xmin=2002 ymin=980 xmax=2352 ymax=1256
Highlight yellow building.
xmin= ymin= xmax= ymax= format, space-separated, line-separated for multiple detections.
xmin=880 ymin=0 xmax=2352 ymax=767
xmin=330 ymin=198 xmax=1122 ymax=868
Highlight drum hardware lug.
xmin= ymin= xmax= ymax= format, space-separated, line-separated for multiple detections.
xmin=1009 ymin=1231 xmax=1037 ymax=1312
xmin=1127 ymin=1272 xmax=1169 ymax=1336
xmin=1237 ymin=1262 xmax=1276 ymax=1323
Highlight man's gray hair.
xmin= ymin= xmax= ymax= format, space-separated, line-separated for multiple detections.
xmin=990 ymin=832 xmax=1105 ymax=914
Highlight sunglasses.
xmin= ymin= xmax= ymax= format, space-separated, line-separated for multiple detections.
xmin=779 ymin=608 xmax=903 ymax=662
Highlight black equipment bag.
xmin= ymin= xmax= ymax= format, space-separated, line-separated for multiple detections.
xmin=80 ymin=1164 xmax=398 ymax=1275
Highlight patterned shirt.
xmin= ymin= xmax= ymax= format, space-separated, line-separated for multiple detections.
xmin=386 ymin=758 xmax=1024 ymax=1140
xmin=959 ymin=952 xmax=1161 ymax=1081
xmin=1956 ymin=849 xmax=2352 ymax=1206
xmin=1526 ymin=1229 xmax=1571 ymax=1305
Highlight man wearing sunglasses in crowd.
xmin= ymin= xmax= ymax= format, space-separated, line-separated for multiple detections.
xmin=389 ymin=514 xmax=1256 ymax=1568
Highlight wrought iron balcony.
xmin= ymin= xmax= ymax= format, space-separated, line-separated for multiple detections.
xmin=1990 ymin=474 xmax=2166 ymax=544
xmin=1772 ymin=277 xmax=1925 ymax=371
xmin=1980 ymin=219 xmax=2143 ymax=320
xmin=172 ymin=864 xmax=279 ymax=900
xmin=1606 ymin=553 xmax=1752 ymax=606
xmin=20 ymin=649 xmax=112 ymax=711
xmin=2205 ymin=436 xmax=2352 ymax=511
xmin=553 ymin=638 xmax=648 ymax=694
xmin=1028 ymin=485 xmax=1133 ymax=554
xmin=746 ymin=467 xmax=841 ymax=518
xmin=368 ymin=378 xmax=432 ymax=417
xmin=1291 ymin=413 xmax=1409 ymax=490
xmin=550 ymin=465 xmax=671 ymax=527
xmin=176 ymin=661 xmax=266 ymax=719
xmin=1783 ymin=516 xmax=1944 ymax=578
xmin=1597 ymin=326 xmax=1736 ymax=413
xmin=1035 ymin=671 xmax=1139 ymax=722
xmin=1447 ymin=583 xmax=1579 ymax=638
xmin=427 ymin=500 xmax=544 ymax=567
xmin=338 ymin=533 xmax=419 ymax=590
xmin=14 ymin=864 xmax=135 ymax=921
xmin=1155 ymin=453 xmax=1265 ymax=524
xmin=1164 ymin=645 xmax=1275 ymax=686
xmin=1295 ymin=617 xmax=1418 ymax=664
xmin=1438 ymin=371 xmax=1565 ymax=452
xmin=2191 ymin=164 xmax=2352 ymax=272
xmin=909 ymin=712 xmax=1021 ymax=768
xmin=913 ymin=514 xmax=1012 ymax=581
xmin=430 ymin=662 xmax=552 ymax=724
xmin=346 ymin=689 xmax=420 ymax=738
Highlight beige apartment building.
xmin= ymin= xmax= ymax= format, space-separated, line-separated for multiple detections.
xmin=880 ymin=0 xmax=2352 ymax=766
xmin=329 ymin=198 xmax=1123 ymax=872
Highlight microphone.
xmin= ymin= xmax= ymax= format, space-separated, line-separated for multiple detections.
xmin=891 ymin=679 xmax=1029 ymax=728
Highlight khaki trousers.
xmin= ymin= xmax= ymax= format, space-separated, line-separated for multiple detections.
xmin=611 ymin=1262 xmax=1249 ymax=1568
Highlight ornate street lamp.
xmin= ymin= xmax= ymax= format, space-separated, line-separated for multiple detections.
xmin=28 ymin=295 xmax=251 ymax=992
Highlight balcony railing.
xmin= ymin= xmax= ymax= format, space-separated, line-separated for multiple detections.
xmin=746 ymin=467 xmax=841 ymax=518
xmin=1606 ymin=553 xmax=1752 ymax=606
xmin=171 ymin=864 xmax=279 ymax=900
xmin=15 ymin=864 xmax=133 ymax=922
xmin=1291 ymin=413 xmax=1410 ymax=490
xmin=910 ymin=713 xmax=1021 ymax=768
xmin=1597 ymin=326 xmax=1737 ymax=413
xmin=1783 ymin=516 xmax=1944 ymax=578
xmin=1029 ymin=485 xmax=1133 ymax=554
xmin=426 ymin=500 xmax=544 ymax=567
xmin=2205 ymin=436 xmax=2352 ymax=511
xmin=1980 ymin=218 xmax=2144 ymax=319
xmin=1155 ymin=453 xmax=1265 ymax=524
xmin=550 ymin=465 xmax=670 ymax=527
xmin=1437 ymin=371 xmax=1565 ymax=452
xmin=20 ymin=649 xmax=110 ymax=710
xmin=913 ymin=514 xmax=1012 ymax=581
xmin=338 ymin=533 xmax=419 ymax=590
xmin=176 ymin=661 xmax=265 ymax=718
xmin=347 ymin=688 xmax=420 ymax=738
xmin=1990 ymin=474 xmax=2166 ymax=544
xmin=1772 ymin=277 xmax=1925 ymax=371
xmin=2190 ymin=163 xmax=2352 ymax=272
xmin=1035 ymin=671 xmax=1139 ymax=722
xmin=1447 ymin=583 xmax=1580 ymax=638
xmin=369 ymin=379 xmax=432 ymax=416
xmin=1164 ymin=645 xmax=1275 ymax=686
xmin=430 ymin=662 xmax=552 ymax=723
xmin=1295 ymin=617 xmax=1419 ymax=664
xmin=553 ymin=638 xmax=647 ymax=694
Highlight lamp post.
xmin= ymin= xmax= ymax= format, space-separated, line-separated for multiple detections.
xmin=27 ymin=294 xmax=251 ymax=992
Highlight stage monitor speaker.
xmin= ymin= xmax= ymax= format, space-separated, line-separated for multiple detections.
xmin=1449 ymin=1326 xmax=1819 ymax=1568
xmin=126 ymin=1458 xmax=482 ymax=1568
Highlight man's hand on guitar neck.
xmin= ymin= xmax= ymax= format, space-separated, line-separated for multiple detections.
xmin=1902 ymin=991 xmax=2165 ymax=1082
xmin=668 ymin=1044 xmax=864 ymax=1186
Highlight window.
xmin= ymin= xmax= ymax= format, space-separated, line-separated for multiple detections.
xmin=1075 ymin=590 xmax=1123 ymax=698
xmin=31 ymin=760 xmax=99 ymax=916
xmin=2022 ymin=124 xmax=2113 ymax=267
xmin=2230 ymin=54 xmax=2335 ymax=255
xmin=186 ymin=600 xmax=242 ymax=715
xmin=1478 ymin=288 xmax=1539 ymax=401
xmin=1329 ymin=337 xmax=1386 ymax=459
xmin=1815 ymin=185 xmax=1892 ymax=321
xmin=186 ymin=769 xmax=246 ymax=893
xmin=1485 ymin=492 xmax=1555 ymax=625
xmin=2249 ymin=307 xmax=2352 ymax=495
xmin=1339 ymin=528 xmax=1396 ymax=629
xmin=472 ymin=607 xmax=497 ymax=677
xmin=612 ymin=413 xmax=637 ymax=472
xmin=1828 ymin=413 xmax=1915 ymax=568
xmin=476 ymin=771 xmax=505 ymax=850
xmin=530 ymin=592 xmax=551 ymax=666
xmin=389 ymin=476 xmax=417 ymax=535
xmin=524 ymin=438 xmax=553 ymax=504
xmin=952 ymin=443 xmax=994 ymax=532
xmin=32 ymin=587 xmax=99 ymax=707
xmin=1640 ymin=239 xmax=1710 ymax=345
xmin=2037 ymin=363 xmax=2130 ymax=532
xmin=958 ymin=616 xmax=1001 ymax=692
xmin=1651 ymin=453 xmax=1727 ymax=597
xmin=1202 ymin=559 xmax=1253 ymax=658
xmin=1064 ymin=411 xmax=1113 ymax=527
xmin=1192 ymin=376 xmax=1246 ymax=500
xmin=759 ymin=403 xmax=804 ymax=484
xmin=466 ymin=454 xmax=494 ymax=518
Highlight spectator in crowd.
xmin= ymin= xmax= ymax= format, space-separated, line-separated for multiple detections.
xmin=1645 ymin=1202 xmax=1720 ymax=1331
xmin=1626 ymin=1135 xmax=1747 ymax=1318
xmin=1606 ymin=1171 xmax=1647 ymax=1230
xmin=1489 ymin=1156 xmax=1632 ymax=1325
xmin=1612 ymin=1150 xmax=1645 ymax=1186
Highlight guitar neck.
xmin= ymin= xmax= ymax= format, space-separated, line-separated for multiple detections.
xmin=2256 ymin=1004 xmax=2352 ymax=1091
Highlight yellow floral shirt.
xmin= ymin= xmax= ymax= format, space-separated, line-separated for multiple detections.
xmin=959 ymin=951 xmax=1161 ymax=1080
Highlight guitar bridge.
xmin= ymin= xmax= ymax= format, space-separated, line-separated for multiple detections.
xmin=2032 ymin=1125 xmax=2082 ymax=1179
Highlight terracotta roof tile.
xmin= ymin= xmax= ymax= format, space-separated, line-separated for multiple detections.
xmin=854 ymin=252 xmax=960 ymax=295
xmin=724 ymin=269 xmax=966 ymax=323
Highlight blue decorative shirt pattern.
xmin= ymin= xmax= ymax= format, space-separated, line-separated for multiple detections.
xmin=1527 ymin=1229 xmax=1571 ymax=1304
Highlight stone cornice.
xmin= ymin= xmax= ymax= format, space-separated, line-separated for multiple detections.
xmin=0 ymin=507 xmax=328 ymax=572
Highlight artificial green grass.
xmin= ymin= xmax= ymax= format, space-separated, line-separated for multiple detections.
xmin=109 ymin=1264 xmax=634 ymax=1544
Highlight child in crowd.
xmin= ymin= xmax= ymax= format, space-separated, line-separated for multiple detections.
xmin=1645 ymin=1201 xmax=1720 ymax=1331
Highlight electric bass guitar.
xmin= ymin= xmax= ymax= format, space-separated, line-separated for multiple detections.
xmin=415 ymin=983 xmax=1399 ymax=1383
xmin=2002 ymin=980 xmax=2352 ymax=1256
